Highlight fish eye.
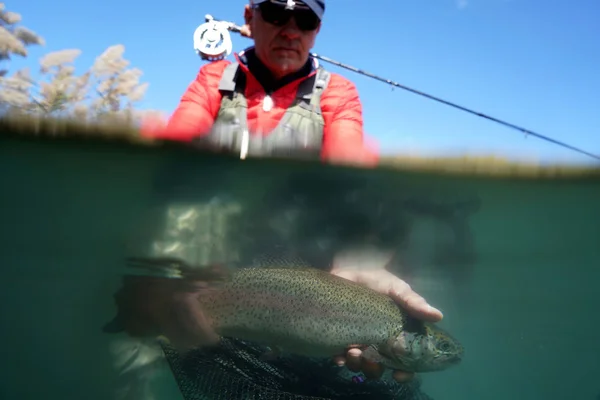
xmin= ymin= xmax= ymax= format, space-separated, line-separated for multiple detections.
xmin=438 ymin=341 xmax=451 ymax=352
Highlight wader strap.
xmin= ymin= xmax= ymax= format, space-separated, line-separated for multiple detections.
xmin=296 ymin=66 xmax=331 ymax=114
xmin=218 ymin=62 xmax=243 ymax=93
xmin=217 ymin=62 xmax=249 ymax=155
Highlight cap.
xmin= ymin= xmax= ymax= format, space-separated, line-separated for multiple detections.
xmin=251 ymin=0 xmax=325 ymax=20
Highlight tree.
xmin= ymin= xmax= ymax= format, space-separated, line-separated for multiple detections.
xmin=83 ymin=44 xmax=150 ymax=125
xmin=0 ymin=2 xmax=44 ymax=73
xmin=28 ymin=49 xmax=89 ymax=117
xmin=0 ymin=4 xmax=155 ymax=126
xmin=0 ymin=3 xmax=44 ymax=111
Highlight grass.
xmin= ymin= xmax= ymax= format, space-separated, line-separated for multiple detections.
xmin=2 ymin=114 xmax=599 ymax=179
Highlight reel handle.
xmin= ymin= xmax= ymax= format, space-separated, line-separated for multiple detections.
xmin=204 ymin=14 xmax=244 ymax=34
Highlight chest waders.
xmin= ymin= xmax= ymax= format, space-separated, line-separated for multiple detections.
xmin=144 ymin=64 xmax=331 ymax=267
xmin=114 ymin=63 xmax=432 ymax=400
xmin=206 ymin=62 xmax=331 ymax=160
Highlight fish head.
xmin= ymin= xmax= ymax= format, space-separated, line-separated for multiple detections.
xmin=381 ymin=320 xmax=464 ymax=373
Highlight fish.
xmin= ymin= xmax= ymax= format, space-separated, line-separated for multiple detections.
xmin=107 ymin=255 xmax=464 ymax=373
xmin=195 ymin=265 xmax=464 ymax=373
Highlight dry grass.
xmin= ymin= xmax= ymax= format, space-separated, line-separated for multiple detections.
xmin=2 ymin=114 xmax=599 ymax=180
xmin=378 ymin=153 xmax=600 ymax=179
xmin=0 ymin=112 xmax=152 ymax=144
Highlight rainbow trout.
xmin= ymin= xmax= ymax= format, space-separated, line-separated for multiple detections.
xmin=197 ymin=266 xmax=464 ymax=373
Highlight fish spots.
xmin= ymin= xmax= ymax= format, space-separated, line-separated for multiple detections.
xmin=197 ymin=266 xmax=462 ymax=372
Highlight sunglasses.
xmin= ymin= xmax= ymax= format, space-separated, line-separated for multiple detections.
xmin=253 ymin=2 xmax=321 ymax=32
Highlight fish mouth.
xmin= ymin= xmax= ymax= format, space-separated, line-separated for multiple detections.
xmin=431 ymin=353 xmax=463 ymax=369
xmin=439 ymin=353 xmax=463 ymax=366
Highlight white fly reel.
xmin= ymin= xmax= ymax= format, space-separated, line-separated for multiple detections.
xmin=193 ymin=15 xmax=236 ymax=62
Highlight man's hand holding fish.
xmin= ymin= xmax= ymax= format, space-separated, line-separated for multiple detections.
xmin=108 ymin=249 xmax=445 ymax=384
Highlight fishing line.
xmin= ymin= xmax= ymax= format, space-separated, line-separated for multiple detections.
xmin=194 ymin=15 xmax=600 ymax=161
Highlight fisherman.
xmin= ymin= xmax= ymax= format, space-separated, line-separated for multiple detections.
xmin=132 ymin=0 xmax=444 ymax=386
xmin=143 ymin=0 xmax=377 ymax=166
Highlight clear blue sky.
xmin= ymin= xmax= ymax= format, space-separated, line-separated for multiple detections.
xmin=13 ymin=0 xmax=600 ymax=164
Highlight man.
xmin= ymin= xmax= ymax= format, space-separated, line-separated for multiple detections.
xmin=135 ymin=0 xmax=443 ymax=386
xmin=144 ymin=0 xmax=377 ymax=166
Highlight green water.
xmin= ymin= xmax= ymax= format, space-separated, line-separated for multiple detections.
xmin=0 ymin=135 xmax=598 ymax=400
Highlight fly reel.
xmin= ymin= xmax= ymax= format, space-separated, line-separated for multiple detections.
xmin=193 ymin=15 xmax=236 ymax=62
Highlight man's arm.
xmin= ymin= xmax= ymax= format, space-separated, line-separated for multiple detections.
xmin=320 ymin=75 xmax=379 ymax=166
xmin=142 ymin=61 xmax=229 ymax=141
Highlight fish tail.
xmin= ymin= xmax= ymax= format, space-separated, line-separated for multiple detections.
xmin=102 ymin=257 xmax=230 ymax=338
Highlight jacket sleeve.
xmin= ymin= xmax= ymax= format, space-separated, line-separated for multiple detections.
xmin=320 ymin=75 xmax=379 ymax=167
xmin=142 ymin=62 xmax=228 ymax=142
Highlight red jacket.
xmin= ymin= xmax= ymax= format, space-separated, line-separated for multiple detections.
xmin=142 ymin=54 xmax=379 ymax=166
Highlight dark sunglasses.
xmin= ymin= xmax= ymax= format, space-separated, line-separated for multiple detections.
xmin=253 ymin=2 xmax=321 ymax=32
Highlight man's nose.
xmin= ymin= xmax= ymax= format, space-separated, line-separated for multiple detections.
xmin=279 ymin=17 xmax=301 ymax=39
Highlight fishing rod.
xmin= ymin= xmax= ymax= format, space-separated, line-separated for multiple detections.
xmin=193 ymin=15 xmax=600 ymax=161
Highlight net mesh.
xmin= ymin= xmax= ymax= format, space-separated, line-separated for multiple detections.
xmin=160 ymin=338 xmax=434 ymax=400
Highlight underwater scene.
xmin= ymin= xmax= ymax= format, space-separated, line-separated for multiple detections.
xmin=0 ymin=130 xmax=599 ymax=400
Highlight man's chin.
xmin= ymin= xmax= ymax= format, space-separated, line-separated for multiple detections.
xmin=272 ymin=59 xmax=304 ymax=76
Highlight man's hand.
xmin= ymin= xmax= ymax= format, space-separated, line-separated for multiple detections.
xmin=239 ymin=24 xmax=252 ymax=38
xmin=330 ymin=264 xmax=443 ymax=382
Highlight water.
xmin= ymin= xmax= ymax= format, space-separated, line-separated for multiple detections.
xmin=0 ymin=133 xmax=599 ymax=400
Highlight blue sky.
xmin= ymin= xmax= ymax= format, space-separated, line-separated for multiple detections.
xmin=12 ymin=0 xmax=600 ymax=164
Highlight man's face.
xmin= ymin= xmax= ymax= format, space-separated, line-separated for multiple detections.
xmin=247 ymin=1 xmax=321 ymax=78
